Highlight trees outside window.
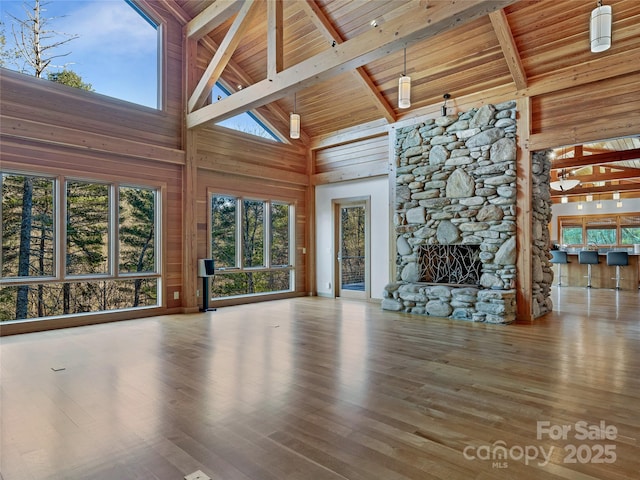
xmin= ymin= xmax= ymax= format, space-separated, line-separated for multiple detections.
xmin=209 ymin=195 xmax=293 ymax=299
xmin=586 ymin=228 xmax=616 ymax=245
xmin=561 ymin=226 xmax=583 ymax=245
xmin=0 ymin=172 xmax=160 ymax=322
xmin=0 ymin=0 xmax=160 ymax=107
xmin=621 ymin=227 xmax=640 ymax=244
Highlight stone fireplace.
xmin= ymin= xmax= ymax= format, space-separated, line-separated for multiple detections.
xmin=383 ymin=101 xmax=530 ymax=324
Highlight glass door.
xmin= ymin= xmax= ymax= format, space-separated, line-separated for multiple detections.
xmin=334 ymin=199 xmax=369 ymax=299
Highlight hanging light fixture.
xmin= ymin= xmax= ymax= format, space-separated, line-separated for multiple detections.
xmin=577 ymin=201 xmax=583 ymax=211
xmin=596 ymin=196 xmax=603 ymax=209
xmin=586 ymin=194 xmax=594 ymax=202
xmin=550 ymin=169 xmax=581 ymax=192
xmin=441 ymin=93 xmax=451 ymax=116
xmin=561 ymin=195 xmax=569 ymax=204
xmin=290 ymin=93 xmax=300 ymax=139
xmin=590 ymin=0 xmax=612 ymax=53
xmin=617 ymin=200 xmax=623 ymax=208
xmin=398 ymin=48 xmax=411 ymax=109
xmin=613 ymin=191 xmax=620 ymax=200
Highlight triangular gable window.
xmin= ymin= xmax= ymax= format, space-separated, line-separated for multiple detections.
xmin=213 ymin=84 xmax=280 ymax=142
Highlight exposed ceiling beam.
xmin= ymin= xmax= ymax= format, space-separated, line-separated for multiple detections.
xmin=267 ymin=0 xmax=283 ymax=79
xmin=299 ymin=0 xmax=397 ymax=124
xmin=569 ymin=168 xmax=640 ymax=183
xmin=489 ymin=9 xmax=527 ymax=90
xmin=166 ymin=0 xmax=303 ymax=143
xmin=187 ymin=0 xmax=517 ymax=129
xmin=551 ymin=182 xmax=640 ymax=198
xmin=188 ymin=0 xmax=260 ymax=113
xmin=186 ymin=0 xmax=243 ymax=40
xmin=552 ymin=148 xmax=640 ymax=170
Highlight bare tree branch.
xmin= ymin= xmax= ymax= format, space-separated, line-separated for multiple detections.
xmin=5 ymin=0 xmax=78 ymax=77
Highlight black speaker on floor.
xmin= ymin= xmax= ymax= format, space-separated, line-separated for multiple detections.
xmin=198 ymin=259 xmax=216 ymax=312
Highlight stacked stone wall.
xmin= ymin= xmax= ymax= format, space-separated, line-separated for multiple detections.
xmin=532 ymin=149 xmax=554 ymax=317
xmin=383 ymin=102 xmax=520 ymax=323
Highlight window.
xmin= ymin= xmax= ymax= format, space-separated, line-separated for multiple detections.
xmin=620 ymin=215 xmax=640 ymax=245
xmin=212 ymin=84 xmax=280 ymax=141
xmin=585 ymin=217 xmax=617 ymax=245
xmin=561 ymin=227 xmax=583 ymax=245
xmin=66 ymin=181 xmax=110 ymax=275
xmin=0 ymin=0 xmax=161 ymax=108
xmin=586 ymin=228 xmax=616 ymax=245
xmin=559 ymin=217 xmax=583 ymax=245
xmin=211 ymin=195 xmax=238 ymax=268
xmin=1 ymin=174 xmax=56 ymax=279
xmin=209 ymin=194 xmax=293 ymax=299
xmin=1 ymin=172 xmax=161 ymax=322
xmin=557 ymin=213 xmax=640 ymax=248
xmin=243 ymin=199 xmax=265 ymax=268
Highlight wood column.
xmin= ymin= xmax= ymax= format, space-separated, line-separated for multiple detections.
xmin=516 ymin=97 xmax=534 ymax=321
xmin=182 ymin=35 xmax=199 ymax=312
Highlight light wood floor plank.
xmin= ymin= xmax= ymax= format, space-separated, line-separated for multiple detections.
xmin=1 ymin=287 xmax=639 ymax=479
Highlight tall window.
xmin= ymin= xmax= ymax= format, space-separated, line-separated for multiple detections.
xmin=1 ymin=172 xmax=161 ymax=322
xmin=0 ymin=0 xmax=160 ymax=108
xmin=210 ymin=194 xmax=293 ymax=299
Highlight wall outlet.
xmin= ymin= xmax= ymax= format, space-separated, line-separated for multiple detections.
xmin=196 ymin=289 xmax=200 ymax=297
xmin=173 ymin=291 xmax=179 ymax=300
xmin=184 ymin=471 xmax=211 ymax=480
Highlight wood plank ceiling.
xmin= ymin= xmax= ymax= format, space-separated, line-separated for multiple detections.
xmin=171 ymin=0 xmax=640 ymax=198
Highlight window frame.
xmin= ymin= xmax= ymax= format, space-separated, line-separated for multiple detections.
xmin=208 ymin=192 xmax=295 ymax=299
xmin=557 ymin=212 xmax=640 ymax=247
xmin=1 ymin=169 xmax=163 ymax=322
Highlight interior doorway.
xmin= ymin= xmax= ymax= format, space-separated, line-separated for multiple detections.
xmin=333 ymin=198 xmax=370 ymax=299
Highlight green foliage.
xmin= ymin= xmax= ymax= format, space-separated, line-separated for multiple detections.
xmin=586 ymin=228 xmax=616 ymax=245
xmin=340 ymin=206 xmax=365 ymax=286
xmin=47 ymin=69 xmax=93 ymax=91
xmin=561 ymin=227 xmax=583 ymax=245
xmin=621 ymin=227 xmax=640 ymax=244
xmin=210 ymin=195 xmax=292 ymax=298
xmin=243 ymin=199 xmax=264 ymax=268
xmin=1 ymin=174 xmax=55 ymax=318
xmin=1 ymin=175 xmax=159 ymax=321
xmin=211 ymin=195 xmax=237 ymax=268
xmin=66 ymin=181 xmax=109 ymax=276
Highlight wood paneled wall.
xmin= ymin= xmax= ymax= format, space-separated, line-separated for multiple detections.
xmin=195 ymin=127 xmax=310 ymax=297
xmin=0 ymin=2 xmax=187 ymax=331
xmin=530 ymin=71 xmax=640 ymax=150
xmin=312 ymin=134 xmax=389 ymax=184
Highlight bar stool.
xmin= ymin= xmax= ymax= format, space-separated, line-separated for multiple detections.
xmin=550 ymin=250 xmax=569 ymax=286
xmin=578 ymin=250 xmax=599 ymax=288
xmin=606 ymin=251 xmax=628 ymax=290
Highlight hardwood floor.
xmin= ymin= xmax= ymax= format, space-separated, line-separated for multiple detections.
xmin=1 ymin=287 xmax=639 ymax=480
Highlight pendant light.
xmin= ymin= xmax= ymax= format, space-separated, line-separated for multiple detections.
xmin=590 ymin=1 xmax=612 ymax=53
xmin=290 ymin=93 xmax=300 ymax=139
xmin=550 ymin=169 xmax=580 ymax=192
xmin=398 ymin=48 xmax=411 ymax=109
